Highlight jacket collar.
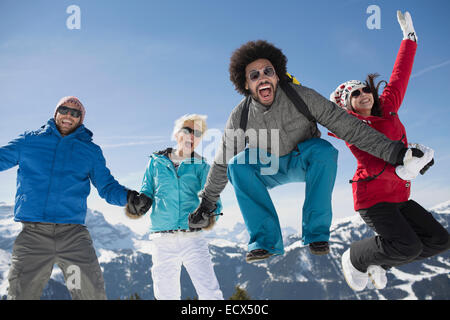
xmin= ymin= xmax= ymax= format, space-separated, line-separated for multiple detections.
xmin=152 ymin=147 xmax=205 ymax=163
xmin=44 ymin=118 xmax=93 ymax=142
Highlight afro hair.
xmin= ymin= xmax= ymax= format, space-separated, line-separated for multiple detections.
xmin=229 ymin=40 xmax=288 ymax=96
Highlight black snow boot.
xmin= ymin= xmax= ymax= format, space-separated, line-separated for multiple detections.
xmin=246 ymin=249 xmax=273 ymax=262
xmin=309 ymin=241 xmax=330 ymax=255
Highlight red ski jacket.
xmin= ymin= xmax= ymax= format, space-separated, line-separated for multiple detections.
xmin=332 ymin=39 xmax=417 ymax=211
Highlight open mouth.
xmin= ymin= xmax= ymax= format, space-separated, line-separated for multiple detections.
xmin=184 ymin=141 xmax=194 ymax=149
xmin=258 ymin=83 xmax=273 ymax=103
xmin=61 ymin=119 xmax=73 ymax=127
xmin=360 ymin=97 xmax=371 ymax=105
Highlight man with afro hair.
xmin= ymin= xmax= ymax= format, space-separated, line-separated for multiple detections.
xmin=189 ymin=40 xmax=424 ymax=262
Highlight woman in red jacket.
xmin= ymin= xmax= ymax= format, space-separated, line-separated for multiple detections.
xmin=330 ymin=11 xmax=449 ymax=292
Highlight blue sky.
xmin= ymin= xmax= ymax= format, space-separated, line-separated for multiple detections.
xmin=1 ymin=0 xmax=449 ymax=234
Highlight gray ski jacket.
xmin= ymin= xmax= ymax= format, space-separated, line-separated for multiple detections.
xmin=199 ymin=82 xmax=405 ymax=203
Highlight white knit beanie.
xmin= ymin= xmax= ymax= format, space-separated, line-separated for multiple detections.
xmin=330 ymin=80 xmax=366 ymax=110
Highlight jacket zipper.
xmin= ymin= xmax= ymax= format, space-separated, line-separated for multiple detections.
xmin=43 ymin=139 xmax=60 ymax=220
xmin=165 ymin=155 xmax=182 ymax=229
xmin=162 ymin=153 xmax=199 ymax=230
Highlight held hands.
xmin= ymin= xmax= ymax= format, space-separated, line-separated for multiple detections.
xmin=397 ymin=10 xmax=418 ymax=43
xmin=395 ymin=143 xmax=434 ymax=180
xmin=188 ymin=197 xmax=221 ymax=231
xmin=125 ymin=190 xmax=152 ymax=219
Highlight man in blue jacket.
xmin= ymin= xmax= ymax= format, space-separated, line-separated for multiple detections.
xmin=0 ymin=96 xmax=150 ymax=299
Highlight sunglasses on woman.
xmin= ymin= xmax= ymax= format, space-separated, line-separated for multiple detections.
xmin=351 ymin=86 xmax=372 ymax=98
xmin=57 ymin=105 xmax=82 ymax=118
xmin=181 ymin=127 xmax=202 ymax=137
xmin=248 ymin=66 xmax=276 ymax=82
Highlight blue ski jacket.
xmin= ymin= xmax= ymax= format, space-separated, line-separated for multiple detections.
xmin=0 ymin=119 xmax=128 ymax=224
xmin=140 ymin=148 xmax=222 ymax=233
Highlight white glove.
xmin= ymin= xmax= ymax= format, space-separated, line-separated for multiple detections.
xmin=395 ymin=143 xmax=434 ymax=180
xmin=397 ymin=10 xmax=418 ymax=43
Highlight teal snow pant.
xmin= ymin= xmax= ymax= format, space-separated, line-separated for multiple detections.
xmin=227 ymin=138 xmax=338 ymax=255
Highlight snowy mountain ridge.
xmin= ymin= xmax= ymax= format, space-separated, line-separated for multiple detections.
xmin=0 ymin=202 xmax=448 ymax=300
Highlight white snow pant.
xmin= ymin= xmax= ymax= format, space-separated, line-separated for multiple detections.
xmin=150 ymin=232 xmax=223 ymax=300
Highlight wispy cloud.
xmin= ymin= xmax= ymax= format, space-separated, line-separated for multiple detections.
xmin=100 ymin=141 xmax=165 ymax=149
xmin=411 ymin=59 xmax=450 ymax=79
xmin=97 ymin=135 xmax=167 ymax=149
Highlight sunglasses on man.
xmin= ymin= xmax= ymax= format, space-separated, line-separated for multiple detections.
xmin=181 ymin=127 xmax=202 ymax=137
xmin=248 ymin=66 xmax=276 ymax=82
xmin=350 ymin=86 xmax=372 ymax=98
xmin=57 ymin=105 xmax=82 ymax=118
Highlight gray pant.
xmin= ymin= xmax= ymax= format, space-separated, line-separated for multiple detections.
xmin=7 ymin=222 xmax=106 ymax=300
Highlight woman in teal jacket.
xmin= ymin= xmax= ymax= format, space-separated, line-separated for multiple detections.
xmin=139 ymin=114 xmax=223 ymax=300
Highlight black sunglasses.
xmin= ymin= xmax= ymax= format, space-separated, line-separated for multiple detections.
xmin=351 ymin=86 xmax=372 ymax=98
xmin=57 ymin=105 xmax=82 ymax=118
xmin=181 ymin=127 xmax=202 ymax=137
xmin=248 ymin=66 xmax=276 ymax=82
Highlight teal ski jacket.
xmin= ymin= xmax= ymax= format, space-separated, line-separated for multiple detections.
xmin=140 ymin=148 xmax=222 ymax=233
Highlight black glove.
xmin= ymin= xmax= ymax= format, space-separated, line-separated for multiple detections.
xmin=420 ymin=158 xmax=434 ymax=175
xmin=188 ymin=198 xmax=219 ymax=230
xmin=395 ymin=147 xmax=424 ymax=165
xmin=126 ymin=190 xmax=152 ymax=219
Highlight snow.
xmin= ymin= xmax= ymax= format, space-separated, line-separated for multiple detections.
xmin=430 ymin=200 xmax=450 ymax=214
xmin=421 ymin=263 xmax=450 ymax=275
xmin=225 ymin=253 xmax=241 ymax=259
xmin=388 ymin=268 xmax=420 ymax=300
xmin=387 ymin=264 xmax=450 ymax=300
xmin=209 ymin=238 xmax=242 ymax=248
xmin=285 ymin=240 xmax=304 ymax=252
xmin=436 ymin=256 xmax=450 ymax=267
xmin=133 ymin=239 xmax=153 ymax=255
xmin=0 ymin=249 xmax=11 ymax=296
xmin=49 ymin=265 xmax=65 ymax=283
xmin=98 ymin=249 xmax=121 ymax=264
xmin=295 ymin=273 xmax=308 ymax=282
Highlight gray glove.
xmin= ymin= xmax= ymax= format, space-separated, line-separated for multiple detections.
xmin=397 ymin=10 xmax=418 ymax=43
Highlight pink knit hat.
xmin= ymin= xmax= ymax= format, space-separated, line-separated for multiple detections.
xmin=329 ymin=80 xmax=366 ymax=111
xmin=54 ymin=96 xmax=86 ymax=124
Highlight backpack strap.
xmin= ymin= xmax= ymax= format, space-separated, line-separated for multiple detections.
xmin=279 ymin=75 xmax=315 ymax=122
xmin=239 ymin=95 xmax=251 ymax=131
xmin=286 ymin=72 xmax=301 ymax=85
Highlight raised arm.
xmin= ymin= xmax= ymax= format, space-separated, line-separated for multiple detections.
xmin=380 ymin=11 xmax=418 ymax=113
